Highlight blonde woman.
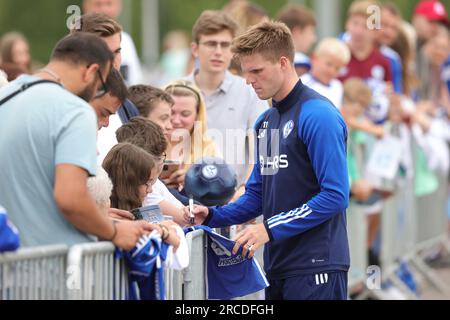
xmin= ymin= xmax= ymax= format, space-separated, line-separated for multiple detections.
xmin=164 ymin=80 xmax=220 ymax=189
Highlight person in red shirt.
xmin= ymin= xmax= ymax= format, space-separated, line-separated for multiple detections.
xmin=339 ymin=0 xmax=393 ymax=125
xmin=338 ymin=1 xmax=395 ymax=269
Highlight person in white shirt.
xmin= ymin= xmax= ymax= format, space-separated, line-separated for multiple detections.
xmin=83 ymin=0 xmax=142 ymax=85
xmin=185 ymin=10 xmax=268 ymax=196
xmin=144 ymin=180 xmax=183 ymax=209
xmin=301 ymin=38 xmax=351 ymax=110
xmin=71 ymin=12 xmax=130 ymax=164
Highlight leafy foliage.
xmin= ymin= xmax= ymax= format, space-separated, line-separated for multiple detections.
xmin=0 ymin=0 xmax=448 ymax=65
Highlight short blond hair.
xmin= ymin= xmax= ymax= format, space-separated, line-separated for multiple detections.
xmin=314 ymin=38 xmax=351 ymax=65
xmin=192 ymin=10 xmax=238 ymax=43
xmin=232 ymin=20 xmax=295 ymax=63
xmin=347 ymin=0 xmax=379 ymax=19
xmin=343 ymin=77 xmax=372 ymax=108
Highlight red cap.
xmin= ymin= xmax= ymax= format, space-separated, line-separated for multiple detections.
xmin=414 ymin=0 xmax=449 ymax=24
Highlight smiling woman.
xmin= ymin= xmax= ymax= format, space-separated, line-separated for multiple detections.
xmin=164 ymin=81 xmax=219 ymax=171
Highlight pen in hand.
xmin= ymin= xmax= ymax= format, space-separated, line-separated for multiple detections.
xmin=189 ymin=197 xmax=195 ymax=225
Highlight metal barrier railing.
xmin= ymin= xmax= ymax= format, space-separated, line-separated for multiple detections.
xmin=410 ymin=172 xmax=450 ymax=296
xmin=66 ymin=242 xmax=128 ymax=300
xmin=183 ymin=229 xmax=207 ymax=300
xmin=0 ymin=232 xmax=207 ymax=301
xmin=0 ymin=245 xmax=68 ymax=300
xmin=348 ymin=126 xmax=450 ymax=299
xmin=347 ymin=203 xmax=368 ymax=291
xmin=1 ymin=176 xmax=448 ymax=301
xmin=378 ymin=177 xmax=420 ymax=300
xmin=347 ymin=136 xmax=369 ymax=292
xmin=165 ymin=267 xmax=183 ymax=300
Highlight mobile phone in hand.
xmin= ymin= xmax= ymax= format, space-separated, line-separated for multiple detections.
xmin=159 ymin=160 xmax=181 ymax=180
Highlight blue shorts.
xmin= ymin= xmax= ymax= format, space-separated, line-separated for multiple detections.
xmin=266 ymin=271 xmax=348 ymax=300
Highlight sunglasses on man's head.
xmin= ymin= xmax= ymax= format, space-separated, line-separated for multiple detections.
xmin=94 ymin=69 xmax=108 ymax=99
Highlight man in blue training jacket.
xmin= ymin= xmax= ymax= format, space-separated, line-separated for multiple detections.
xmin=184 ymin=20 xmax=350 ymax=300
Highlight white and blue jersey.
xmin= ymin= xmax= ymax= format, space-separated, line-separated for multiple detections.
xmin=122 ymin=232 xmax=170 ymax=300
xmin=204 ymin=80 xmax=350 ymax=280
xmin=185 ymin=226 xmax=268 ymax=300
xmin=0 ymin=206 xmax=20 ymax=253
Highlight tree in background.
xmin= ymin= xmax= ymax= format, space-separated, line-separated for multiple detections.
xmin=0 ymin=0 xmax=448 ymax=66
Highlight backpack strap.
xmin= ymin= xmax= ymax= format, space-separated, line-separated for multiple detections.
xmin=0 ymin=80 xmax=61 ymax=107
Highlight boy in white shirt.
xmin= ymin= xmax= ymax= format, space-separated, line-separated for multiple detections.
xmin=301 ymin=38 xmax=351 ymax=110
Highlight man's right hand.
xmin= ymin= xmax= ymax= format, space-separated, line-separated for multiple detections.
xmin=183 ymin=205 xmax=209 ymax=226
xmin=112 ymin=220 xmax=157 ymax=251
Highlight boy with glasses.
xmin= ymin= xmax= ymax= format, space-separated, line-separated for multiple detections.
xmin=185 ymin=10 xmax=268 ymax=199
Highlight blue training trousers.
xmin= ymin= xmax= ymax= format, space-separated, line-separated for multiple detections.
xmin=265 ymin=271 xmax=348 ymax=300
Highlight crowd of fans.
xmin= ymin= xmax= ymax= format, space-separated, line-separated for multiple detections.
xmin=0 ymin=0 xmax=449 ymax=300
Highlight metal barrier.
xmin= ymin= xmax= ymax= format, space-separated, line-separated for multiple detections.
xmin=183 ymin=229 xmax=207 ymax=300
xmin=67 ymin=242 xmax=128 ymax=300
xmin=0 ymin=245 xmax=68 ymax=300
xmin=410 ymin=171 xmax=450 ymax=296
xmin=415 ymin=173 xmax=449 ymax=251
xmin=347 ymin=203 xmax=368 ymax=291
xmin=347 ymin=136 xmax=369 ymax=293
xmin=357 ymin=128 xmax=423 ymax=299
xmin=350 ymin=126 xmax=450 ymax=300
xmin=378 ymin=177 xmax=420 ymax=300
xmin=2 ymin=179 xmax=448 ymax=302
xmin=165 ymin=267 xmax=183 ymax=300
xmin=0 ymin=233 xmax=208 ymax=301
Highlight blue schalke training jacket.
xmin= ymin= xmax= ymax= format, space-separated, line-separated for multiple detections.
xmin=204 ymin=80 xmax=350 ymax=280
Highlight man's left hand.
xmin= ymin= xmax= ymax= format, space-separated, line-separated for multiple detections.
xmin=232 ymin=223 xmax=269 ymax=259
